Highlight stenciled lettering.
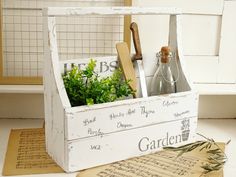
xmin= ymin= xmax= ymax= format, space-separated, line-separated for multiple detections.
xmin=77 ymin=63 xmax=86 ymax=70
xmin=100 ymin=61 xmax=109 ymax=73
xmin=90 ymin=145 xmax=101 ymax=150
xmin=138 ymin=137 xmax=149 ymax=152
xmin=138 ymin=133 xmax=183 ymax=152
xmin=109 ymin=60 xmax=118 ymax=72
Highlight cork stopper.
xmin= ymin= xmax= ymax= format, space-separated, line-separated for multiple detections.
xmin=160 ymin=46 xmax=171 ymax=63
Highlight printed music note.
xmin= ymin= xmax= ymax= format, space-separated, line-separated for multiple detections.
xmin=77 ymin=143 xmax=225 ymax=177
xmin=2 ymin=128 xmax=63 ymax=176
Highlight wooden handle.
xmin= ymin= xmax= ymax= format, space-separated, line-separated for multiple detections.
xmin=130 ymin=22 xmax=142 ymax=60
xmin=116 ymin=42 xmax=138 ymax=98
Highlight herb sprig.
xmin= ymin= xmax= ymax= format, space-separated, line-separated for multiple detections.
xmin=63 ymin=59 xmax=135 ymax=106
xmin=164 ymin=133 xmax=229 ymax=175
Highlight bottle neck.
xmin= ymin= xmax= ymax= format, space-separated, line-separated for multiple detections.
xmin=160 ymin=61 xmax=171 ymax=68
xmin=159 ymin=61 xmax=172 ymax=75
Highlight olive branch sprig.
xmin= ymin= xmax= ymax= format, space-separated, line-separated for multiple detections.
xmin=164 ymin=133 xmax=230 ymax=175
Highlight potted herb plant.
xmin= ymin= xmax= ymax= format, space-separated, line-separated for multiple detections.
xmin=63 ymin=59 xmax=135 ymax=107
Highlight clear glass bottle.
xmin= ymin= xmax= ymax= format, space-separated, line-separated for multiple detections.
xmin=150 ymin=47 xmax=176 ymax=96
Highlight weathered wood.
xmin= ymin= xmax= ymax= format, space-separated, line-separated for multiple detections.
xmin=66 ymin=111 xmax=198 ymax=171
xmin=44 ymin=7 xmax=198 ymax=172
xmin=45 ymin=7 xmax=182 ymax=16
xmin=66 ymin=91 xmax=197 ymax=140
xmin=44 ymin=16 xmax=69 ymax=170
xmin=169 ymin=15 xmax=192 ymax=92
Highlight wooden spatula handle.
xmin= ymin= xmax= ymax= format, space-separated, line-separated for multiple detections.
xmin=116 ymin=42 xmax=138 ymax=98
xmin=130 ymin=22 xmax=142 ymax=60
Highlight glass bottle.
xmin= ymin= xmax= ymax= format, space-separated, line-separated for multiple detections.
xmin=150 ymin=46 xmax=176 ymax=96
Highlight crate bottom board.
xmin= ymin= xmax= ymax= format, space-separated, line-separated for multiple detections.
xmin=61 ymin=116 xmax=197 ymax=172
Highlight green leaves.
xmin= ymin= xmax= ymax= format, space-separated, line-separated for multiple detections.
xmin=63 ymin=59 xmax=135 ymax=107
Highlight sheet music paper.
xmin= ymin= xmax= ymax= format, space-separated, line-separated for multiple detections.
xmin=2 ymin=128 xmax=224 ymax=177
xmin=78 ymin=143 xmax=225 ymax=177
xmin=2 ymin=128 xmax=63 ymax=176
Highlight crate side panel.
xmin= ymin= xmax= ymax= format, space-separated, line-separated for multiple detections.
xmin=66 ymin=116 xmax=197 ymax=172
xmin=44 ymin=16 xmax=68 ymax=170
xmin=169 ymin=15 xmax=192 ymax=92
xmin=44 ymin=50 xmax=67 ymax=170
xmin=66 ymin=92 xmax=198 ymax=140
xmin=43 ymin=15 xmax=53 ymax=153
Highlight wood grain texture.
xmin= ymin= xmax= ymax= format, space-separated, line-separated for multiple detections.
xmin=116 ymin=42 xmax=137 ymax=97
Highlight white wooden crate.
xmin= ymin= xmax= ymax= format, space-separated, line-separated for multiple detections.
xmin=43 ymin=7 xmax=199 ymax=172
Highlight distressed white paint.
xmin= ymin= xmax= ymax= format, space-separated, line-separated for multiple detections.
xmin=44 ymin=7 xmax=182 ymax=16
xmin=44 ymin=7 xmax=198 ymax=172
xmin=43 ymin=16 xmax=69 ymax=170
xmin=66 ymin=92 xmax=197 ymax=140
xmin=134 ymin=0 xmax=224 ymax=15
xmin=67 ymin=115 xmax=198 ymax=171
